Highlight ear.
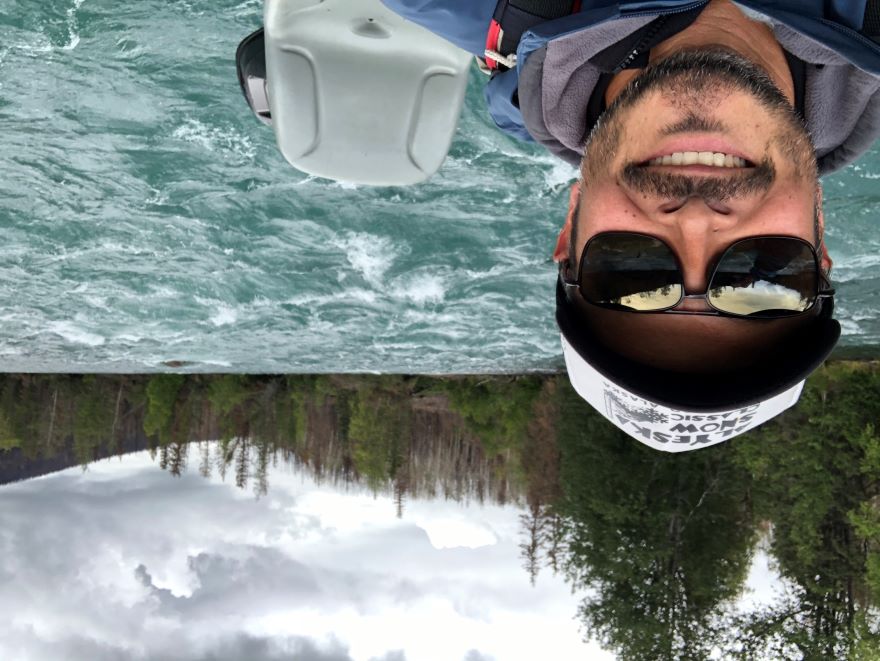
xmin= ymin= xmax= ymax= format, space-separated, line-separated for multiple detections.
xmin=553 ymin=182 xmax=581 ymax=263
xmin=815 ymin=184 xmax=833 ymax=273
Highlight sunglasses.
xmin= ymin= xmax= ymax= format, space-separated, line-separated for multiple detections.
xmin=561 ymin=232 xmax=835 ymax=318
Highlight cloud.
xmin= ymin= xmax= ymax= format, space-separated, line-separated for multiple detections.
xmin=194 ymin=633 xmax=354 ymax=661
xmin=136 ymin=549 xmax=322 ymax=617
xmin=3 ymin=630 xmax=357 ymax=661
xmin=369 ymin=653 xmax=406 ymax=661
xmin=0 ymin=448 xmax=596 ymax=661
xmin=463 ymin=652 xmax=496 ymax=661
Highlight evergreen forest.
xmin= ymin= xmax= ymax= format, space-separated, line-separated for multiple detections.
xmin=2 ymin=365 xmax=879 ymax=659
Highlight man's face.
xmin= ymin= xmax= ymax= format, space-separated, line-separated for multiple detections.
xmin=569 ymin=49 xmax=822 ymax=372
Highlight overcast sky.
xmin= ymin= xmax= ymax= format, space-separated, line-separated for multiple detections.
xmin=0 ymin=448 xmax=615 ymax=661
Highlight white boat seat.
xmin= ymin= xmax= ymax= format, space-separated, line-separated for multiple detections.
xmin=241 ymin=0 xmax=472 ymax=186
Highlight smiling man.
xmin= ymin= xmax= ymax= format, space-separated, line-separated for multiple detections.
xmin=555 ymin=46 xmax=826 ymax=373
xmin=382 ymin=0 xmax=879 ymax=449
xmin=550 ymin=44 xmax=843 ymax=450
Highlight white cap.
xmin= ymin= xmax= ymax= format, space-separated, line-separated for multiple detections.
xmin=561 ymin=334 xmax=804 ymax=452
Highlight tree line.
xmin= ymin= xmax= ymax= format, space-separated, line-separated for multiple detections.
xmin=1 ymin=365 xmax=879 ymax=658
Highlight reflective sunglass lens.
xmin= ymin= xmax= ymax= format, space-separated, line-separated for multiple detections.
xmin=581 ymin=234 xmax=683 ymax=311
xmin=708 ymin=238 xmax=818 ymax=317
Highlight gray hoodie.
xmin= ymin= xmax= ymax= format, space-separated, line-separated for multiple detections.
xmin=516 ymin=4 xmax=880 ymax=175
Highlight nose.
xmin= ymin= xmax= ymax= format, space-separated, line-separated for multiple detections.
xmin=660 ymin=197 xmax=736 ymax=294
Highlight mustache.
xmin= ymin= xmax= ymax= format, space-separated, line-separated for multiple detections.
xmin=620 ymin=158 xmax=776 ymax=202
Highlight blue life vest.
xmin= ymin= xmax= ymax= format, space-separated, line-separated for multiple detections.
xmin=382 ymin=0 xmax=880 ymax=147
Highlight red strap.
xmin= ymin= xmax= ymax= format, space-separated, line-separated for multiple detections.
xmin=485 ymin=19 xmax=503 ymax=70
xmin=484 ymin=2 xmax=581 ymax=70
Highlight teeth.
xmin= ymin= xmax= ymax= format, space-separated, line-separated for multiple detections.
xmin=647 ymin=152 xmax=747 ymax=168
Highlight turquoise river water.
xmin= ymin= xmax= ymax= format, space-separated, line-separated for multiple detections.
xmin=1 ymin=0 xmax=878 ymax=372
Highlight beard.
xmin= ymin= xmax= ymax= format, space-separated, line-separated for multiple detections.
xmin=581 ymin=48 xmax=818 ymax=200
